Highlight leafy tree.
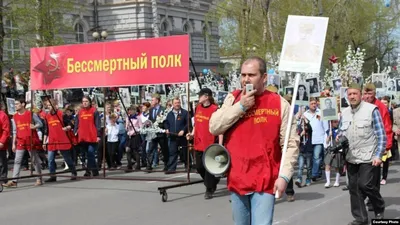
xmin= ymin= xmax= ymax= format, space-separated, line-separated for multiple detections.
xmin=212 ymin=0 xmax=400 ymax=77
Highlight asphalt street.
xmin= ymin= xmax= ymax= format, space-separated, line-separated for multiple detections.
xmin=0 ymin=161 xmax=399 ymax=225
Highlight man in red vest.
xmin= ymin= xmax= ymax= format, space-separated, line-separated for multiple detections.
xmin=0 ymin=107 xmax=10 ymax=184
xmin=3 ymin=98 xmax=44 ymax=188
xmin=43 ymin=99 xmax=77 ymax=182
xmin=209 ymin=56 xmax=299 ymax=225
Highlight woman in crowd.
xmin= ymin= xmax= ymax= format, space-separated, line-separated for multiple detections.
xmin=187 ymin=88 xmax=222 ymax=199
xmin=74 ymin=96 xmax=101 ymax=177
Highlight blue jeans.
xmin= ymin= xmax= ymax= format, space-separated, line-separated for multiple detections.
xmin=48 ymin=150 xmax=76 ymax=174
xmin=231 ymin=192 xmax=275 ymax=225
xmin=118 ymin=133 xmax=127 ymax=163
xmin=83 ymin=143 xmax=98 ymax=172
xmin=312 ymin=144 xmax=323 ymax=178
xmin=297 ymin=152 xmax=312 ymax=180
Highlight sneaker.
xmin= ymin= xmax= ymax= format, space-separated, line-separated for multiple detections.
xmin=333 ymin=182 xmax=340 ymax=187
xmin=305 ymin=179 xmax=311 ymax=186
xmin=2 ymin=181 xmax=17 ymax=188
xmin=380 ymin=179 xmax=386 ymax=185
xmin=295 ymin=178 xmax=302 ymax=188
xmin=342 ymin=186 xmax=349 ymax=191
xmin=324 ymin=182 xmax=331 ymax=188
xmin=34 ymin=180 xmax=43 ymax=186
xmin=287 ymin=195 xmax=295 ymax=202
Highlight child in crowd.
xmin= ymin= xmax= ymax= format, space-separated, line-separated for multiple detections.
xmin=295 ymin=116 xmax=313 ymax=187
xmin=105 ymin=113 xmax=120 ymax=169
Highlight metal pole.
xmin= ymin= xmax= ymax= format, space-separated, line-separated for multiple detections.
xmin=186 ymin=82 xmax=190 ymax=182
xmin=102 ymin=88 xmax=106 ymax=177
xmin=30 ymin=90 xmax=34 ymax=176
xmin=189 ymin=58 xmax=202 ymax=89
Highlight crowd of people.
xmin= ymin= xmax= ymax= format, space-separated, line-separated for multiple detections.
xmin=0 ymin=57 xmax=398 ymax=225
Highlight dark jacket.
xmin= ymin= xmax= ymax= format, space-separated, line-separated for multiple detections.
xmin=165 ymin=108 xmax=190 ymax=136
xmin=149 ymin=105 xmax=166 ymax=138
xmin=298 ymin=121 xmax=313 ymax=154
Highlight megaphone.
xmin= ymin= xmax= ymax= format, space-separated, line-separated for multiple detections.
xmin=203 ymin=144 xmax=231 ymax=177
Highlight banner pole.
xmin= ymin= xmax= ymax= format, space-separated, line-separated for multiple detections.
xmin=276 ymin=72 xmax=301 ymax=199
xmin=186 ymin=82 xmax=190 ymax=182
xmin=102 ymin=88 xmax=107 ymax=177
xmin=189 ymin=58 xmax=202 ymax=90
xmin=30 ymin=90 xmax=34 ymax=176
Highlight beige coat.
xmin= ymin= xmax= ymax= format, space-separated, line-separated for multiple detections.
xmin=392 ymin=108 xmax=400 ymax=133
xmin=209 ymin=92 xmax=299 ymax=181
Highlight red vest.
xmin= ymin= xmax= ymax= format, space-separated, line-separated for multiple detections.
xmin=225 ymin=90 xmax=282 ymax=195
xmin=0 ymin=111 xmax=10 ymax=151
xmin=373 ymin=98 xmax=393 ymax=150
xmin=194 ymin=104 xmax=218 ymax=151
xmin=78 ymin=107 xmax=98 ymax=143
xmin=14 ymin=110 xmax=41 ymax=151
xmin=45 ymin=110 xmax=72 ymax=151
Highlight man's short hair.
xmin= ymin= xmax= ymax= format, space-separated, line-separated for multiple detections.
xmin=243 ymin=56 xmax=266 ymax=75
xmin=152 ymin=93 xmax=161 ymax=102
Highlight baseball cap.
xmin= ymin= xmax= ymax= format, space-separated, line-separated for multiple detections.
xmin=197 ymin=88 xmax=213 ymax=96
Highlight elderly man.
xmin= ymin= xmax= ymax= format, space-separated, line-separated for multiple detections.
xmin=209 ymin=56 xmax=299 ymax=225
xmin=338 ymin=83 xmax=386 ymax=225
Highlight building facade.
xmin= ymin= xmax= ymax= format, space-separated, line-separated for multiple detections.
xmin=4 ymin=0 xmax=220 ymax=74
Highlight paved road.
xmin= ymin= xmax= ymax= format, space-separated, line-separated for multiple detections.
xmin=0 ymin=161 xmax=399 ymax=225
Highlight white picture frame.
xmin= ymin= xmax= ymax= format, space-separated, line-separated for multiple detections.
xmin=180 ymin=94 xmax=188 ymax=110
xmin=295 ymin=82 xmax=310 ymax=106
xmin=340 ymin=87 xmax=349 ymax=109
xmin=53 ymin=90 xmax=63 ymax=108
xmin=6 ymin=98 xmax=15 ymax=115
xmin=267 ymin=74 xmax=280 ymax=88
xmin=320 ymin=97 xmax=338 ymax=121
xmin=279 ymin=15 xmax=329 ymax=73
xmin=305 ymin=77 xmax=320 ymax=97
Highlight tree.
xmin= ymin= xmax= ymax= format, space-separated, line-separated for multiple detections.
xmin=1 ymin=0 xmax=79 ymax=69
xmin=211 ymin=0 xmax=400 ymax=77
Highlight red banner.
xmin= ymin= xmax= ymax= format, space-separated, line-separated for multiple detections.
xmin=30 ymin=35 xmax=190 ymax=90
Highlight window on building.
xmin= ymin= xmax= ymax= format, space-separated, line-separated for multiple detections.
xmin=183 ymin=23 xmax=189 ymax=33
xmin=75 ymin=23 xmax=85 ymax=43
xmin=183 ymin=23 xmax=192 ymax=57
xmin=202 ymin=26 xmax=209 ymax=60
xmin=160 ymin=21 xmax=169 ymax=36
xmin=4 ymin=19 xmax=20 ymax=59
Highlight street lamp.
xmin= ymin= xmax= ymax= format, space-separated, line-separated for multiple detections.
xmin=92 ymin=30 xmax=108 ymax=41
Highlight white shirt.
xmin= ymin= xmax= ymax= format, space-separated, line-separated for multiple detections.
xmin=303 ymin=108 xmax=329 ymax=145
xmin=106 ymin=124 xmax=119 ymax=142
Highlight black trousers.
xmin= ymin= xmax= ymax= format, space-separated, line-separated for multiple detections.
xmin=382 ymin=159 xmax=389 ymax=180
xmin=285 ymin=178 xmax=295 ymax=196
xmin=348 ymin=163 xmax=385 ymax=222
xmin=195 ymin=150 xmax=220 ymax=191
xmin=107 ymin=141 xmax=120 ymax=168
xmin=0 ymin=151 xmax=7 ymax=183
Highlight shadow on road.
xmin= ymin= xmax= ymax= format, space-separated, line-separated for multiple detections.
xmin=386 ymin=177 xmax=400 ymax=184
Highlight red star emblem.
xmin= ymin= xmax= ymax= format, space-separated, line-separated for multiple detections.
xmin=328 ymin=55 xmax=339 ymax=64
xmin=33 ymin=48 xmax=66 ymax=85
